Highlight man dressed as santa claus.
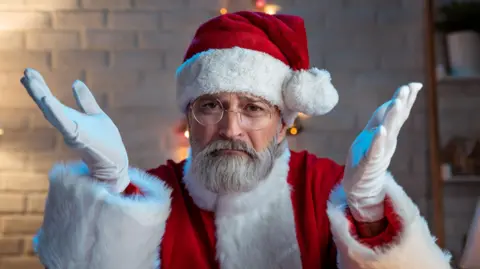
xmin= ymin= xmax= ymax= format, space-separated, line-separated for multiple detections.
xmin=21 ymin=11 xmax=451 ymax=269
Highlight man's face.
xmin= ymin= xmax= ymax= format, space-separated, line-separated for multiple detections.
xmin=186 ymin=92 xmax=288 ymax=194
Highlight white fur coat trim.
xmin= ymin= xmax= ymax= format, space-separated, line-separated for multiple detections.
xmin=327 ymin=172 xmax=452 ymax=269
xmin=35 ymin=162 xmax=172 ymax=269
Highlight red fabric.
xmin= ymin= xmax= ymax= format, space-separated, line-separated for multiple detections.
xmin=121 ymin=150 xmax=403 ymax=269
xmin=346 ymin=197 xmax=403 ymax=249
xmin=123 ymin=181 xmax=144 ymax=196
xmin=183 ymin=11 xmax=310 ymax=70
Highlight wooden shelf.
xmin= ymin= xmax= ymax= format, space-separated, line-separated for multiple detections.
xmin=444 ymin=175 xmax=480 ymax=184
xmin=438 ymin=75 xmax=480 ymax=83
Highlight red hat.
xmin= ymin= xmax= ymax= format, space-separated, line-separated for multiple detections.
xmin=176 ymin=11 xmax=338 ymax=126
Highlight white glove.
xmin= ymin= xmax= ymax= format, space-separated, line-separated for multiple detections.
xmin=20 ymin=68 xmax=130 ymax=193
xmin=342 ymin=82 xmax=422 ymax=222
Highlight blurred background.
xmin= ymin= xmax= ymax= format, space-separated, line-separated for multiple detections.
xmin=0 ymin=0 xmax=479 ymax=268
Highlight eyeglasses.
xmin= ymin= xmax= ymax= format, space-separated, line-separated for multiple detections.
xmin=190 ymin=96 xmax=274 ymax=131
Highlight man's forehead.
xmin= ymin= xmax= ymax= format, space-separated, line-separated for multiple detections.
xmin=199 ymin=92 xmax=268 ymax=102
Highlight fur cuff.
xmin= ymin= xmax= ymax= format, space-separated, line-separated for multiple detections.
xmin=327 ymin=172 xmax=452 ymax=269
xmin=35 ymin=162 xmax=171 ymax=269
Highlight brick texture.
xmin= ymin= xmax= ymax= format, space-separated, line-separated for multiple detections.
xmin=0 ymin=0 xmax=470 ymax=266
xmin=0 ymin=12 xmax=51 ymax=30
xmin=54 ymin=11 xmax=105 ymax=29
xmin=26 ymin=31 xmax=81 ymax=50
xmin=86 ymin=29 xmax=137 ymax=50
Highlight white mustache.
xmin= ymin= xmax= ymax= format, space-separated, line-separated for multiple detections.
xmin=204 ymin=140 xmax=257 ymax=159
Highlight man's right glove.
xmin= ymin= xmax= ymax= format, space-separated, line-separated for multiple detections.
xmin=20 ymin=68 xmax=130 ymax=193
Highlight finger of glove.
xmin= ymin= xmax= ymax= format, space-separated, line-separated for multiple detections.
xmin=382 ymin=98 xmax=404 ymax=137
xmin=20 ymin=73 xmax=53 ymax=108
xmin=365 ymin=125 xmax=387 ymax=162
xmin=392 ymin=84 xmax=410 ymax=100
xmin=24 ymin=68 xmax=47 ymax=83
xmin=72 ymin=80 xmax=103 ymax=115
xmin=364 ymin=102 xmax=390 ymax=130
xmin=407 ymin=82 xmax=422 ymax=111
xmin=23 ymin=68 xmax=53 ymax=98
xmin=42 ymin=96 xmax=78 ymax=140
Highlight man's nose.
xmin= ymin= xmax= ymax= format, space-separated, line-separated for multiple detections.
xmin=218 ymin=110 xmax=243 ymax=139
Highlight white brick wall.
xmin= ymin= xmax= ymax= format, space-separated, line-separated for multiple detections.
xmin=0 ymin=0 xmax=473 ymax=267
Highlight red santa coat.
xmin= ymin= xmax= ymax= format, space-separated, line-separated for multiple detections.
xmin=35 ymin=150 xmax=452 ymax=269
xmin=138 ymin=150 xmax=398 ymax=268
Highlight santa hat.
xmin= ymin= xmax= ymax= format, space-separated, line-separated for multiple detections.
xmin=175 ymin=11 xmax=339 ymax=126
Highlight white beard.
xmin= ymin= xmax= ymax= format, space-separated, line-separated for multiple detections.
xmin=189 ymin=136 xmax=286 ymax=194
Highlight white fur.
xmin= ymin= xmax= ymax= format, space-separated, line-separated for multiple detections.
xmin=175 ymin=47 xmax=338 ymax=126
xmin=284 ymin=67 xmax=339 ymax=116
xmin=35 ymin=162 xmax=172 ymax=269
xmin=327 ymin=172 xmax=453 ymax=269
xmin=183 ymin=150 xmax=302 ymax=268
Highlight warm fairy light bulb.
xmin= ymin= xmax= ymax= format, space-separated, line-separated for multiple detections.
xmin=220 ymin=8 xmax=227 ymax=14
xmin=289 ymin=127 xmax=298 ymax=135
xmin=263 ymin=4 xmax=280 ymax=15
xmin=256 ymin=0 xmax=266 ymax=8
xmin=184 ymin=130 xmax=189 ymax=138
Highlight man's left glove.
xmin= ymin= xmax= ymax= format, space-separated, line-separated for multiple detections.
xmin=342 ymin=83 xmax=423 ymax=222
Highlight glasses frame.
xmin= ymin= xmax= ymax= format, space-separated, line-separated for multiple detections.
xmin=189 ymin=97 xmax=275 ymax=131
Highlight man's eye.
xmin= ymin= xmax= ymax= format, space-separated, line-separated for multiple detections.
xmin=202 ymin=102 xmax=219 ymax=109
xmin=245 ymin=104 xmax=263 ymax=111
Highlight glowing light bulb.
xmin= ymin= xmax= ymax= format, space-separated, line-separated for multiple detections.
xmin=289 ymin=127 xmax=298 ymax=135
xmin=256 ymin=0 xmax=266 ymax=8
xmin=220 ymin=8 xmax=228 ymax=14
xmin=263 ymin=4 xmax=280 ymax=15
xmin=184 ymin=130 xmax=189 ymax=138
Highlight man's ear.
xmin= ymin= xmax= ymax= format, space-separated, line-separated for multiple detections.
xmin=276 ymin=120 xmax=288 ymax=143
xmin=186 ymin=108 xmax=193 ymax=124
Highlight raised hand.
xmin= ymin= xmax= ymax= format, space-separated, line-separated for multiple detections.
xmin=342 ymin=82 xmax=422 ymax=222
xmin=20 ymin=68 xmax=130 ymax=193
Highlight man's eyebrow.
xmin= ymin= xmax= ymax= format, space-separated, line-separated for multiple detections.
xmin=238 ymin=95 xmax=264 ymax=102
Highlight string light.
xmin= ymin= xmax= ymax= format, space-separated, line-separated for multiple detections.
xmin=256 ymin=0 xmax=266 ymax=9
xmin=184 ymin=130 xmax=189 ymax=138
xmin=289 ymin=127 xmax=298 ymax=135
xmin=253 ymin=0 xmax=280 ymax=15
xmin=220 ymin=7 xmax=228 ymax=14
xmin=263 ymin=4 xmax=281 ymax=15
xmin=287 ymin=117 xmax=304 ymax=136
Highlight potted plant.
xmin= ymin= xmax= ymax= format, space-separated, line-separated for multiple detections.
xmin=436 ymin=1 xmax=480 ymax=77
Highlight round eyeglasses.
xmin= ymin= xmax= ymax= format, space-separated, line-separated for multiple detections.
xmin=190 ymin=96 xmax=274 ymax=131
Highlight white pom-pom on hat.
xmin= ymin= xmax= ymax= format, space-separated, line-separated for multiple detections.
xmin=283 ymin=68 xmax=339 ymax=116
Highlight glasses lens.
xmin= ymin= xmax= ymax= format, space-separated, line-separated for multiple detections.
xmin=192 ymin=97 xmax=223 ymax=125
xmin=238 ymin=102 xmax=272 ymax=130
